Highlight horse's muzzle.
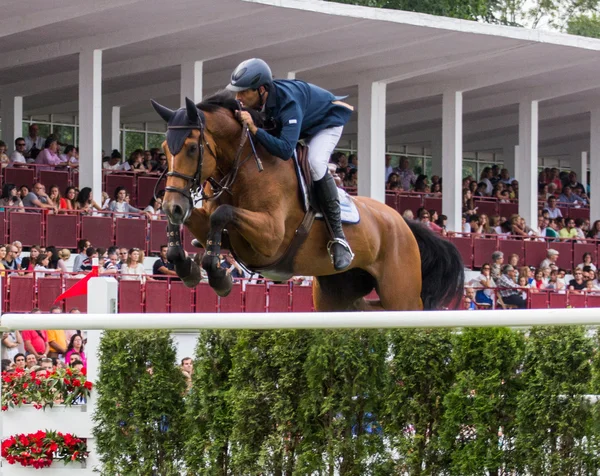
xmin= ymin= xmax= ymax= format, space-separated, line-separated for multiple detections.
xmin=163 ymin=199 xmax=191 ymax=226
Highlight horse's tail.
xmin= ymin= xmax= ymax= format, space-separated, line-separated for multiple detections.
xmin=406 ymin=221 xmax=465 ymax=310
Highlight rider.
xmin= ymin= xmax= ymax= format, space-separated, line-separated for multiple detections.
xmin=226 ymin=58 xmax=354 ymax=271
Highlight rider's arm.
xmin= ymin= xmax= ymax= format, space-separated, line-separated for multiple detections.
xmin=254 ymin=102 xmax=303 ymax=160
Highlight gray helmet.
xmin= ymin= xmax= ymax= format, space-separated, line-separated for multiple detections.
xmin=226 ymin=58 xmax=273 ymax=92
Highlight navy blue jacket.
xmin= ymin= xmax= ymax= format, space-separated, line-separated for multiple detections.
xmin=253 ymin=79 xmax=353 ymax=160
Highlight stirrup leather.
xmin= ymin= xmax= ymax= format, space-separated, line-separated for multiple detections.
xmin=326 ymin=238 xmax=355 ymax=264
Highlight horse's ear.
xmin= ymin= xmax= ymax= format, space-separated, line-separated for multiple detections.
xmin=151 ymin=99 xmax=174 ymax=123
xmin=185 ymin=97 xmax=199 ymax=124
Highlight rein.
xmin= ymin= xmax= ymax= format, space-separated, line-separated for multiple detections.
xmin=155 ymin=102 xmax=262 ymax=206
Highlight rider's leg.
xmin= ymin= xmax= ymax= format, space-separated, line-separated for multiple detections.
xmin=307 ymin=126 xmax=354 ymax=271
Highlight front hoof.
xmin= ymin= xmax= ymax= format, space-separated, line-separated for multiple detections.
xmin=211 ymin=274 xmax=233 ymax=297
xmin=175 ymin=258 xmax=202 ymax=288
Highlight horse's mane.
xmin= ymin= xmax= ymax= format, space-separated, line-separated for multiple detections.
xmin=197 ymin=90 xmax=263 ymax=127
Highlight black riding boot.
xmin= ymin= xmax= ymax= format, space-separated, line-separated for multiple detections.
xmin=314 ymin=173 xmax=354 ymax=271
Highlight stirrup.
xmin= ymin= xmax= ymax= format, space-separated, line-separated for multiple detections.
xmin=326 ymin=238 xmax=355 ymax=263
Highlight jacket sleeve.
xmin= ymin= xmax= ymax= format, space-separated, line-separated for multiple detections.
xmin=254 ymin=101 xmax=303 ymax=160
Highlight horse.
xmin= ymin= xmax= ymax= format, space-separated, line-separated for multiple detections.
xmin=151 ymin=92 xmax=464 ymax=311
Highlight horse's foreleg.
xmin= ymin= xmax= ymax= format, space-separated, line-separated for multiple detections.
xmin=166 ymin=208 xmax=209 ymax=289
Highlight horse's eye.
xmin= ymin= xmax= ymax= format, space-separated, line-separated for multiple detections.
xmin=188 ymin=143 xmax=198 ymax=155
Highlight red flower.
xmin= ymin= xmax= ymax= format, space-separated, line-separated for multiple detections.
xmin=72 ymin=379 xmax=81 ymax=387
xmin=83 ymin=381 xmax=93 ymax=390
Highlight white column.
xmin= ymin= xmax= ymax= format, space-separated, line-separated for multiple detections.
xmin=0 ymin=95 xmax=23 ymax=147
xmin=180 ymin=60 xmax=203 ymax=105
xmin=79 ymin=49 xmax=103 ymax=196
xmin=571 ymin=150 xmax=588 ymax=191
xmin=591 ymin=109 xmax=600 ymax=221
xmin=502 ymin=141 xmax=518 ymax=177
xmin=357 ymin=80 xmax=386 ymax=203
xmin=102 ymin=105 xmax=121 ymax=154
xmin=517 ymin=99 xmax=539 ymax=229
xmin=442 ymin=90 xmax=463 ymax=233
xmin=430 ymin=134 xmax=442 ymax=177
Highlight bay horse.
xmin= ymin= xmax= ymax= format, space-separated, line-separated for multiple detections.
xmin=152 ymin=93 xmax=464 ymax=311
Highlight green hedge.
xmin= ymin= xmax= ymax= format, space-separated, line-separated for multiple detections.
xmin=94 ymin=326 xmax=600 ymax=475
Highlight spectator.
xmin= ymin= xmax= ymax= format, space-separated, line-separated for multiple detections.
xmin=39 ymin=357 xmax=54 ymax=371
xmin=64 ymin=334 xmax=86 ymax=367
xmin=151 ymin=153 xmax=168 ymax=173
xmin=181 ymin=357 xmax=193 ymax=389
xmin=108 ymin=186 xmax=144 ymax=217
xmin=548 ymin=168 xmax=562 ymax=193
xmin=496 ymin=264 xmax=527 ymax=308
xmin=120 ymin=149 xmax=146 ymax=172
xmin=20 ymin=245 xmax=40 ymax=271
xmin=57 ymin=249 xmax=70 ymax=273
xmin=72 ymin=239 xmax=90 ymax=273
xmin=569 ymin=268 xmax=586 ymax=291
xmin=120 ymin=248 xmax=147 ymax=282
xmin=546 ymin=269 xmax=565 ymax=291
xmin=34 ymin=254 xmax=53 ymax=279
xmin=103 ymin=249 xmax=119 ymax=274
xmin=60 ymin=145 xmax=79 ymax=166
xmin=220 ymin=252 xmax=246 ymax=278
xmin=544 ymin=196 xmax=562 ymax=219
xmin=402 ymin=209 xmax=414 ymax=221
xmin=559 ymin=218 xmax=578 ymax=240
xmin=386 ymin=173 xmax=401 ymax=191
xmin=22 ymin=328 xmax=49 ymax=361
xmin=24 ymin=124 xmax=45 ymax=156
xmin=1 ymin=329 xmax=22 ymax=361
xmin=79 ymin=247 xmax=98 ymax=273
xmin=153 ymin=245 xmax=177 ymax=279
xmin=25 ymin=353 xmax=39 ymax=370
xmin=35 ymin=136 xmax=63 ymax=167
xmin=499 ymin=168 xmax=515 ymax=185
xmin=59 ymin=186 xmax=77 ymax=211
xmin=13 ymin=353 xmax=26 ymax=370
xmin=578 ymin=252 xmax=597 ymax=271
xmin=74 ymin=187 xmax=102 ymax=214
xmin=464 ymin=214 xmax=481 ymax=234
xmin=544 ymin=218 xmax=560 ymax=239
xmin=0 ymin=140 xmax=8 ymax=168
xmin=0 ymin=183 xmax=24 ymax=212
xmin=558 ymin=186 xmax=586 ymax=206
xmin=540 ymin=249 xmax=560 ymax=270
xmin=490 ymin=251 xmax=504 ymax=279
xmin=565 ymin=171 xmax=585 ymax=191
xmin=509 ymin=214 xmax=528 ymax=237
xmin=479 ymin=167 xmax=493 ymax=195
xmin=462 ymin=189 xmax=476 ymax=215
xmin=117 ymin=247 xmax=128 ymax=269
xmin=47 ymin=185 xmax=61 ymax=209
xmin=22 ymin=183 xmax=57 ymax=212
xmin=46 ymin=305 xmax=68 ymax=360
xmin=464 ymin=289 xmax=476 ymax=310
xmin=473 ymin=263 xmax=495 ymax=306
xmin=397 ymin=156 xmax=416 ymax=191
xmin=9 ymin=137 xmax=27 ymax=165
xmin=144 ymin=197 xmax=163 ymax=220
xmin=3 ymin=245 xmax=19 ymax=271
xmin=532 ymin=268 xmax=546 ymax=289
xmin=103 ymin=150 xmax=123 ymax=170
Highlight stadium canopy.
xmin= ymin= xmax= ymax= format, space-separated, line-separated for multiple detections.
xmin=2 ymin=0 xmax=600 ymax=231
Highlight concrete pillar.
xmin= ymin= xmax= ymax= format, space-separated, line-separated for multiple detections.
xmin=357 ymin=80 xmax=386 ymax=203
xmin=502 ymin=141 xmax=518 ymax=177
xmin=442 ymin=90 xmax=463 ymax=233
xmin=101 ymin=105 xmax=120 ymax=154
xmin=590 ymin=109 xmax=600 ymax=221
xmin=517 ymin=99 xmax=539 ymax=229
xmin=180 ymin=61 xmax=203 ymax=105
xmin=430 ymin=134 xmax=442 ymax=177
xmin=78 ymin=49 xmax=103 ymax=197
xmin=0 ymin=96 xmax=23 ymax=148
xmin=571 ymin=150 xmax=587 ymax=191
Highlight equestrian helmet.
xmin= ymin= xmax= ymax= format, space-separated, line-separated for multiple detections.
xmin=226 ymin=58 xmax=273 ymax=92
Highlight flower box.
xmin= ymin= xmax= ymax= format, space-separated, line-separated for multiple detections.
xmin=3 ymin=405 xmax=93 ymax=437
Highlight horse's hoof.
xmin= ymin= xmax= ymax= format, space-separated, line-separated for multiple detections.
xmin=175 ymin=258 xmax=202 ymax=288
xmin=167 ymin=245 xmax=186 ymax=263
xmin=201 ymin=254 xmax=219 ymax=273
xmin=210 ymin=274 xmax=233 ymax=297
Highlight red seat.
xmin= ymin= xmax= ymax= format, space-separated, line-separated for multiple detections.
xmin=9 ymin=212 xmax=43 ymax=247
xmin=105 ymin=174 xmax=136 ymax=204
xmin=524 ymin=240 xmax=548 ymax=268
xmin=573 ymin=242 xmax=596 ymax=268
xmin=423 ymin=197 xmax=442 ymax=216
xmin=0 ymin=211 xmax=6 ymax=244
xmin=4 ymin=168 xmax=35 ymax=190
xmin=195 ymin=283 xmax=218 ymax=312
xmin=549 ymin=292 xmax=568 ymax=309
xmin=569 ymin=207 xmax=589 ymax=221
xmin=385 ymin=193 xmax=398 ymax=212
xmin=498 ymin=239 xmax=524 ymax=267
xmin=498 ymin=202 xmax=518 ymax=218
xmin=170 ymin=281 xmax=195 ymax=312
xmin=547 ymin=241 xmax=573 ymax=271
xmin=119 ymin=280 xmax=143 ymax=313
xmin=115 ymin=217 xmax=148 ymax=252
xmin=137 ymin=175 xmax=165 ymax=209
xmin=473 ymin=236 xmax=497 ymax=268
xmin=144 ymin=280 xmax=169 ymax=313
xmin=37 ymin=277 xmax=63 ymax=312
xmin=268 ymin=284 xmax=290 ymax=312
xmin=39 ymin=170 xmax=70 ymax=195
xmin=149 ymin=219 xmax=168 ymax=254
xmin=569 ymin=292 xmax=587 ymax=308
xmin=8 ymin=276 xmax=35 ymax=312
xmin=81 ymin=216 xmax=113 ymax=249
xmin=244 ymin=283 xmax=267 ymax=312
xmin=46 ymin=214 xmax=78 ymax=249
xmin=586 ymin=294 xmax=600 ymax=308
xmin=64 ymin=277 xmax=87 ymax=312
xmin=473 ymin=199 xmax=498 ymax=217
xmin=529 ymin=291 xmax=548 ymax=309
xmin=291 ymin=284 xmax=313 ymax=312
xmin=449 ymin=236 xmax=473 ymax=268
xmin=219 ymin=282 xmax=243 ymax=312
xmin=397 ymin=195 xmax=422 ymax=215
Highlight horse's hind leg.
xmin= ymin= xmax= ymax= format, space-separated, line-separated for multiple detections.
xmin=313 ymin=269 xmax=377 ymax=311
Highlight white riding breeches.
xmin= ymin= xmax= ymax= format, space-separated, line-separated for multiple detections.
xmin=306 ymin=126 xmax=343 ymax=181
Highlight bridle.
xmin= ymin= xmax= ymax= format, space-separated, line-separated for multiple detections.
xmin=154 ymin=102 xmax=262 ymax=207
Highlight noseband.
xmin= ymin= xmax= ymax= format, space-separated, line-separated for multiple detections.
xmin=156 ymin=102 xmax=262 ymax=207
